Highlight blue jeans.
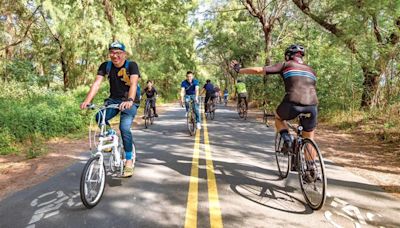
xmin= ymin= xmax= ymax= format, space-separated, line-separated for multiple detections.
xmin=185 ymin=95 xmax=201 ymax=123
xmin=95 ymin=98 xmax=138 ymax=153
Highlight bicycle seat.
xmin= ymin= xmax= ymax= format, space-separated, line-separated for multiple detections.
xmin=298 ymin=113 xmax=311 ymax=118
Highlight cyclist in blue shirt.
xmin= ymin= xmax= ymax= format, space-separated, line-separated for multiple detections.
xmin=180 ymin=71 xmax=201 ymax=130
xmin=223 ymin=88 xmax=229 ymax=104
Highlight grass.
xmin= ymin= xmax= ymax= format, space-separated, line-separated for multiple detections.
xmin=320 ymin=104 xmax=400 ymax=144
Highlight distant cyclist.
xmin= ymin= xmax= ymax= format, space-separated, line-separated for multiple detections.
xmin=231 ymin=44 xmax=318 ymax=153
xmin=142 ymin=80 xmax=158 ymax=118
xmin=235 ymin=79 xmax=248 ymax=112
xmin=201 ymin=79 xmax=216 ymax=112
xmin=214 ymin=85 xmax=221 ymax=103
xmin=180 ymin=71 xmax=201 ymax=130
xmin=80 ymin=41 xmax=140 ymax=178
xmin=223 ymin=88 xmax=229 ymax=104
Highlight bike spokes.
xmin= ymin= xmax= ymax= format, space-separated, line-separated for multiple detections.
xmin=80 ymin=156 xmax=106 ymax=208
xmin=298 ymin=139 xmax=327 ymax=210
xmin=275 ymin=133 xmax=290 ymax=178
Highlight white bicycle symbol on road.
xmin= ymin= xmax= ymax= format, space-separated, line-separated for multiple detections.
xmin=324 ymin=193 xmax=386 ymax=228
xmin=26 ymin=190 xmax=82 ymax=228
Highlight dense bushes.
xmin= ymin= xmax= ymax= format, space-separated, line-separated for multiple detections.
xmin=0 ymin=81 xmax=110 ymax=156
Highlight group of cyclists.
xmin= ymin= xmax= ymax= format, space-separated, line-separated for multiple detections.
xmin=80 ymin=41 xmax=318 ymax=178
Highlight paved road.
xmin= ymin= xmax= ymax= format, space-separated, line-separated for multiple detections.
xmin=0 ymin=104 xmax=399 ymax=228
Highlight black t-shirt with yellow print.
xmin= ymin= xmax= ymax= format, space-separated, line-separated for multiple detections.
xmin=97 ymin=60 xmax=140 ymax=99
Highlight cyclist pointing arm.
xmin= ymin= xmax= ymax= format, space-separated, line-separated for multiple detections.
xmin=231 ymin=44 xmax=318 ymax=148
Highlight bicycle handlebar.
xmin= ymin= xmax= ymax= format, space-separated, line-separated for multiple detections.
xmin=86 ymin=103 xmax=120 ymax=110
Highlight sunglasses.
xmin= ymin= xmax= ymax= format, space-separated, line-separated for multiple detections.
xmin=109 ymin=51 xmax=125 ymax=56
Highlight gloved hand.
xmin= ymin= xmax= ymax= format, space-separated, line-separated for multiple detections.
xmin=230 ymin=60 xmax=241 ymax=73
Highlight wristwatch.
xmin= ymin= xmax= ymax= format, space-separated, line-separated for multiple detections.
xmin=127 ymin=98 xmax=134 ymax=103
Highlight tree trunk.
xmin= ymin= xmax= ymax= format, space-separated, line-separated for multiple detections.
xmin=61 ymin=51 xmax=69 ymax=91
xmin=262 ymin=25 xmax=273 ymax=65
xmin=360 ymin=66 xmax=380 ymax=108
xmin=103 ymin=0 xmax=116 ymax=41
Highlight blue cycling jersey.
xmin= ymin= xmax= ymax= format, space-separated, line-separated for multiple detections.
xmin=203 ymin=83 xmax=214 ymax=95
xmin=181 ymin=79 xmax=199 ymax=95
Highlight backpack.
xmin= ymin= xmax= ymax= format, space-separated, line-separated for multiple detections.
xmin=106 ymin=60 xmax=141 ymax=103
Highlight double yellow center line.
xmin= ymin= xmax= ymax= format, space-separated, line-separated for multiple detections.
xmin=184 ymin=107 xmax=223 ymax=228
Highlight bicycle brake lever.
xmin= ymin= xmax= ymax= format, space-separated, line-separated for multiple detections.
xmin=86 ymin=103 xmax=95 ymax=110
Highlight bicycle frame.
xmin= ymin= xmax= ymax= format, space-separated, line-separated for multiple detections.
xmin=206 ymin=97 xmax=215 ymax=113
xmin=88 ymin=104 xmax=123 ymax=173
xmin=144 ymin=98 xmax=155 ymax=117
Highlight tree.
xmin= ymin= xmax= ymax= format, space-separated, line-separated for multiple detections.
xmin=292 ymin=0 xmax=400 ymax=109
xmin=241 ymin=0 xmax=288 ymax=65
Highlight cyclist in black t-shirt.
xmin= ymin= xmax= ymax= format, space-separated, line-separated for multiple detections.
xmin=142 ymin=80 xmax=158 ymax=117
xmin=80 ymin=41 xmax=140 ymax=178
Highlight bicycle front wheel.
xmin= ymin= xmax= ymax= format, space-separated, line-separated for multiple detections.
xmin=298 ymin=138 xmax=327 ymax=210
xmin=144 ymin=107 xmax=149 ymax=129
xmin=80 ymin=155 xmax=106 ymax=209
xmin=263 ymin=109 xmax=270 ymax=127
xmin=275 ymin=133 xmax=290 ymax=178
xmin=149 ymin=108 xmax=154 ymax=125
xmin=187 ymin=112 xmax=195 ymax=136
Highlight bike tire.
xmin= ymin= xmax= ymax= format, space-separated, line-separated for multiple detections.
xmin=263 ymin=109 xmax=270 ymax=127
xmin=210 ymin=110 xmax=215 ymax=120
xmin=298 ymin=138 xmax=327 ymax=210
xmin=238 ymin=102 xmax=244 ymax=119
xmin=80 ymin=155 xmax=106 ymax=209
xmin=240 ymin=102 xmax=246 ymax=119
xmin=275 ymin=133 xmax=290 ymax=178
xmin=149 ymin=108 xmax=154 ymax=125
xmin=187 ymin=112 xmax=195 ymax=136
xmin=144 ymin=106 xmax=149 ymax=129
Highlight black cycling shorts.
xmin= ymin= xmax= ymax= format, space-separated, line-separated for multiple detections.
xmin=238 ymin=93 xmax=247 ymax=98
xmin=276 ymin=102 xmax=317 ymax=132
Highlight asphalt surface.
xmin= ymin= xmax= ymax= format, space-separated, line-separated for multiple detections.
xmin=0 ymin=103 xmax=399 ymax=228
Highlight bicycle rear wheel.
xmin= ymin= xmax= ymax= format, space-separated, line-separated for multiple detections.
xmin=210 ymin=103 xmax=215 ymax=120
xmin=80 ymin=155 xmax=106 ymax=209
xmin=298 ymin=138 xmax=327 ymax=210
xmin=275 ymin=133 xmax=290 ymax=178
xmin=238 ymin=102 xmax=244 ymax=119
xmin=241 ymin=102 xmax=247 ymax=120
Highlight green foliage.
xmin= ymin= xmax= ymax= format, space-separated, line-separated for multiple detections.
xmin=0 ymin=127 xmax=18 ymax=155
xmin=4 ymin=60 xmax=40 ymax=84
xmin=0 ymin=0 xmax=399 ymax=157
xmin=26 ymin=133 xmax=46 ymax=159
xmin=0 ymin=81 xmax=91 ymax=156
